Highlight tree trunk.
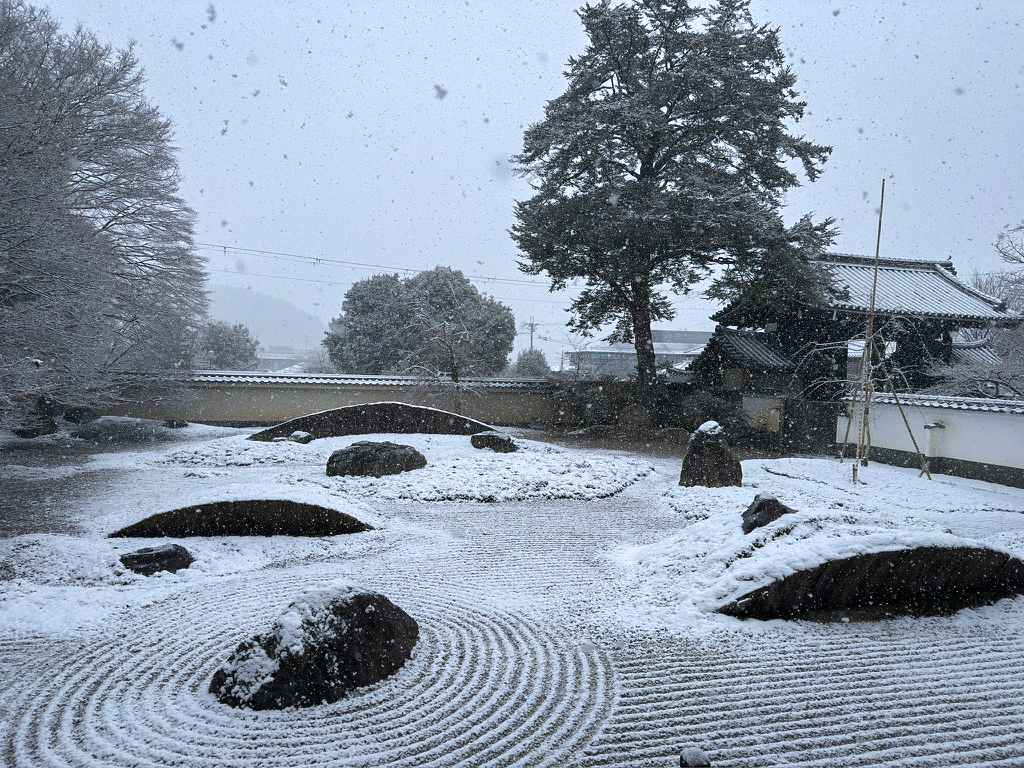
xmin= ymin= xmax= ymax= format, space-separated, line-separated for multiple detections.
xmin=629 ymin=298 xmax=657 ymax=433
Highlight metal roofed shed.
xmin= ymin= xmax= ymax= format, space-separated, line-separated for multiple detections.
xmin=688 ymin=328 xmax=802 ymax=398
xmin=715 ymin=329 xmax=796 ymax=372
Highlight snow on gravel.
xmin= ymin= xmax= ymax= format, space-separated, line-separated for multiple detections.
xmin=4 ymin=423 xmax=1024 ymax=766
xmin=137 ymin=432 xmax=655 ymax=502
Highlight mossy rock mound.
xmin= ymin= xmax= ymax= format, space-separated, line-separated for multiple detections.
xmin=210 ymin=586 xmax=418 ymax=710
xmin=109 ymin=500 xmax=372 ymax=538
xmin=720 ymin=546 xmax=1024 ymax=620
xmin=248 ymin=401 xmax=493 ymax=442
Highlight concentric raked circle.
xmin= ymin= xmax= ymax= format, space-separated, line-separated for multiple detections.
xmin=4 ymin=568 xmax=613 ymax=767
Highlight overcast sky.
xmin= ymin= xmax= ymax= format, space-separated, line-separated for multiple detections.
xmin=45 ymin=0 xmax=1024 ymax=360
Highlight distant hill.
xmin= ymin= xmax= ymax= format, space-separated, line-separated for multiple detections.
xmin=207 ymin=284 xmax=328 ymax=350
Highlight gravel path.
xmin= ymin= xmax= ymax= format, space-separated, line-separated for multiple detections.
xmin=3 ymin=430 xmax=1024 ymax=767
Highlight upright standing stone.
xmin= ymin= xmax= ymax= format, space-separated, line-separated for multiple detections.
xmin=680 ymin=421 xmax=742 ymax=488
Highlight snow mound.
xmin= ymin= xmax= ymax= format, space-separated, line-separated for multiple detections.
xmin=622 ymin=457 xmax=1024 ymax=626
xmin=109 ymin=499 xmax=372 ymax=537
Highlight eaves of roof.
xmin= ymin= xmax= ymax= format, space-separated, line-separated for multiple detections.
xmin=816 ymin=253 xmax=1019 ymax=324
xmin=850 ymin=392 xmax=1024 ymax=415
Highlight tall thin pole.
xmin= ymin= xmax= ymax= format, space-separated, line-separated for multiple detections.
xmin=854 ymin=178 xmax=886 ymax=483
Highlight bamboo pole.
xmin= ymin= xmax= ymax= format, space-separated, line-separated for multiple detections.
xmin=852 ymin=179 xmax=886 ymax=482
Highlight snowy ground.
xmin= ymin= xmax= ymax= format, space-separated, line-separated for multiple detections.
xmin=3 ymin=420 xmax=1024 ymax=767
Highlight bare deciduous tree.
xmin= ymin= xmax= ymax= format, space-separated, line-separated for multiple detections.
xmin=0 ymin=1 xmax=205 ymax=427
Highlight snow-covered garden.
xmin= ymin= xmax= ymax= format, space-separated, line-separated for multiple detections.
xmin=3 ymin=419 xmax=1024 ymax=766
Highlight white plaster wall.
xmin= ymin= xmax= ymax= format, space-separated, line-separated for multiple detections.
xmin=838 ymin=402 xmax=1024 ymax=469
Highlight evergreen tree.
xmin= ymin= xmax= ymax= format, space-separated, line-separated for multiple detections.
xmin=513 ymin=348 xmax=551 ymax=378
xmin=199 ymin=321 xmax=260 ymax=371
xmin=323 ymin=274 xmax=410 ymax=374
xmin=512 ymin=0 xmax=832 ymax=426
xmin=323 ymin=267 xmax=515 ymax=380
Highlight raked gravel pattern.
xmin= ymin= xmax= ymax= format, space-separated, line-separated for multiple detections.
xmin=4 ymin=436 xmax=1024 ymax=767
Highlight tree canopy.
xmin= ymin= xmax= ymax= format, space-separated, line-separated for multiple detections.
xmin=199 ymin=321 xmax=260 ymax=371
xmin=1 ymin=1 xmax=205 ymax=426
xmin=512 ymin=0 xmax=833 ymax=421
xmin=323 ymin=267 xmax=515 ymax=380
xmin=513 ymin=348 xmax=552 ymax=378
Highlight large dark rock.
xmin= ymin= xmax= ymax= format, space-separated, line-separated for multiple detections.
xmin=109 ymin=500 xmax=372 ymax=538
xmin=120 ymin=543 xmax=194 ymax=576
xmin=470 ymin=432 xmax=518 ymax=453
xmin=680 ymin=745 xmax=712 ymax=767
xmin=742 ymin=494 xmax=797 ymax=534
xmin=63 ymin=406 xmax=100 ymax=424
xmin=249 ymin=402 xmax=494 ymax=442
xmin=36 ymin=395 xmax=65 ymax=417
xmin=12 ymin=419 xmax=57 ymax=439
xmin=679 ymin=421 xmax=742 ymax=488
xmin=719 ymin=546 xmax=1024 ymax=619
xmin=326 ymin=441 xmax=427 ymax=478
xmin=210 ymin=586 xmax=419 ymax=710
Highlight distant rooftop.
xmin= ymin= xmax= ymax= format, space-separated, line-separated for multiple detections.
xmin=713 ymin=328 xmax=796 ymax=372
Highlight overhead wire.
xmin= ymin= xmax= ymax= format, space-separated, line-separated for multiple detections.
xmin=204 ymin=267 xmax=578 ymax=306
xmin=195 ymin=241 xmax=557 ymax=288
xmin=200 ymin=241 xmax=721 ymax=312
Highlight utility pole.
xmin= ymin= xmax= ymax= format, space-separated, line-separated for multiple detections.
xmin=523 ymin=316 xmax=539 ymax=351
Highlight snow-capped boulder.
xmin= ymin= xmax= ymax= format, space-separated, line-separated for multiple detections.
xmin=679 ymin=420 xmax=741 ymax=488
xmin=210 ymin=584 xmax=419 ymax=710
xmin=470 ymin=432 xmax=518 ymax=453
xmin=742 ymin=494 xmax=797 ymax=534
xmin=326 ymin=440 xmax=427 ymax=478
xmin=119 ymin=543 xmax=193 ymax=576
xmin=680 ymin=744 xmax=712 ymax=767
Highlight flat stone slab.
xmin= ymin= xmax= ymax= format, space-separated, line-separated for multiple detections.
xmin=470 ymin=432 xmax=518 ymax=453
xmin=120 ymin=543 xmax=194 ymax=575
xmin=109 ymin=500 xmax=372 ymax=538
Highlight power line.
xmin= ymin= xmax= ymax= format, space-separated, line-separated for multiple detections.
xmin=195 ymin=241 xmax=561 ymax=289
xmin=205 ymin=267 xmax=577 ymax=305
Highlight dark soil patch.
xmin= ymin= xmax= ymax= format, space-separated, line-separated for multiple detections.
xmin=248 ymin=402 xmax=493 ymax=442
xmin=108 ymin=500 xmax=372 ymax=538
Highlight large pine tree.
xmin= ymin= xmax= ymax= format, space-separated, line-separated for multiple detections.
xmin=512 ymin=0 xmax=833 ymax=425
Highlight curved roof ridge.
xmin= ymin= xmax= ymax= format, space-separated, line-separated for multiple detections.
xmin=815 ymin=252 xmax=955 ymax=269
xmin=928 ymin=261 xmax=1008 ymax=310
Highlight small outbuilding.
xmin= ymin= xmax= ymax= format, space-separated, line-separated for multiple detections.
xmin=702 ymin=253 xmax=1021 ymax=396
